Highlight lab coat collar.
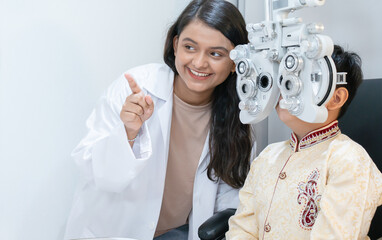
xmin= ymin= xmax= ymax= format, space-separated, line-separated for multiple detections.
xmin=143 ymin=64 xmax=175 ymax=102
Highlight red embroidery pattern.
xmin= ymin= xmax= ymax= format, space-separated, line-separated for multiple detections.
xmin=289 ymin=133 xmax=298 ymax=152
xmin=290 ymin=120 xmax=340 ymax=152
xmin=297 ymin=169 xmax=321 ymax=230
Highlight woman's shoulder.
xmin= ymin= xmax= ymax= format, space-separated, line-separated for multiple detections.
xmin=125 ymin=63 xmax=174 ymax=97
xmin=105 ymin=63 xmax=173 ymax=99
xmin=126 ymin=63 xmax=172 ymax=80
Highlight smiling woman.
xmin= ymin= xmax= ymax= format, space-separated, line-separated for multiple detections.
xmin=64 ymin=1 xmax=255 ymax=240
xmin=172 ymin=19 xmax=235 ymax=105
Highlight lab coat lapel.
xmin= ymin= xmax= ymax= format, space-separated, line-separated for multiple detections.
xmin=157 ymin=95 xmax=173 ymax=155
xmin=143 ymin=65 xmax=174 ymax=156
xmin=198 ymin=131 xmax=210 ymax=168
xmin=190 ymin=132 xmax=217 ymax=240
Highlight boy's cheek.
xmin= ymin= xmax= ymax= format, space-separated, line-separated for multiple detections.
xmin=276 ymin=105 xmax=289 ymax=120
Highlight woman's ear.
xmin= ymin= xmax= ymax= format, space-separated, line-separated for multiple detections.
xmin=173 ymin=36 xmax=179 ymax=56
xmin=231 ymin=63 xmax=236 ymax=73
xmin=326 ymin=87 xmax=349 ymax=111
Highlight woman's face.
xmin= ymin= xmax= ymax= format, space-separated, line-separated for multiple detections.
xmin=173 ymin=19 xmax=235 ymax=104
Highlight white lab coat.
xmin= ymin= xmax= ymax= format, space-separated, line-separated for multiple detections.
xmin=64 ymin=63 xmax=241 ymax=240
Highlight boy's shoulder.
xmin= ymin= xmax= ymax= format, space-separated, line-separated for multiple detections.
xmin=255 ymin=133 xmax=372 ymax=165
xmin=329 ymin=133 xmax=370 ymax=159
xmin=328 ymin=133 xmax=382 ymax=205
xmin=326 ymin=133 xmax=378 ymax=173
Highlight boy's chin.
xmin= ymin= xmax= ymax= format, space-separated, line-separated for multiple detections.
xmin=276 ymin=106 xmax=294 ymax=123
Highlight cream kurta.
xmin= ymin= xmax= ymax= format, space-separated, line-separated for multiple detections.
xmin=227 ymin=121 xmax=382 ymax=240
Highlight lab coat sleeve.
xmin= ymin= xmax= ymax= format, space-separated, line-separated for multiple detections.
xmin=225 ymin=158 xmax=259 ymax=240
xmin=214 ymin=180 xmax=240 ymax=213
xmin=72 ymin=74 xmax=153 ymax=193
xmin=310 ymin=144 xmax=382 ymax=240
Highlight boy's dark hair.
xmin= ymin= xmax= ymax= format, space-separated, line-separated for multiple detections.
xmin=332 ymin=44 xmax=363 ymax=119
xmin=163 ymin=0 xmax=252 ymax=188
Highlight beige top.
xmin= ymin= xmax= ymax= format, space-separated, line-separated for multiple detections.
xmin=227 ymin=120 xmax=382 ymax=240
xmin=155 ymin=93 xmax=212 ymax=237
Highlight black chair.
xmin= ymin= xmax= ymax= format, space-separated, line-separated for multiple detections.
xmin=198 ymin=208 xmax=236 ymax=240
xmin=198 ymin=79 xmax=382 ymax=240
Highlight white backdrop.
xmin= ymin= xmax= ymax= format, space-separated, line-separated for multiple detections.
xmin=0 ymin=0 xmax=189 ymax=239
xmin=0 ymin=0 xmax=381 ymax=239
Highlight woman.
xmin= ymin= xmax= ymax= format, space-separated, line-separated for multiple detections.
xmin=64 ymin=0 xmax=254 ymax=239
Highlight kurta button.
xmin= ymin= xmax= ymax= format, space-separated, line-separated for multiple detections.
xmin=279 ymin=171 xmax=287 ymax=179
xmin=264 ymin=223 xmax=271 ymax=232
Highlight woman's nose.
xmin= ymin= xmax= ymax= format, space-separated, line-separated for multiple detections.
xmin=192 ymin=52 xmax=208 ymax=69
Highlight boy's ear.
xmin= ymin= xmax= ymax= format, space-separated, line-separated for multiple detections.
xmin=326 ymin=87 xmax=349 ymax=111
xmin=173 ymin=36 xmax=179 ymax=56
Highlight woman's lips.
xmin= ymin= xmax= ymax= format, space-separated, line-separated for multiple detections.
xmin=187 ymin=67 xmax=212 ymax=80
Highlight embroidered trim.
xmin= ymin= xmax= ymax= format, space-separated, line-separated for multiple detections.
xmin=289 ymin=120 xmax=340 ymax=152
xmin=289 ymin=133 xmax=298 ymax=152
xmin=297 ymin=169 xmax=322 ymax=230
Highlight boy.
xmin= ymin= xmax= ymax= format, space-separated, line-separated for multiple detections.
xmin=226 ymin=45 xmax=382 ymax=239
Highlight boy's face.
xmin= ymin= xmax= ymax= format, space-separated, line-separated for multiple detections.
xmin=275 ymin=96 xmax=309 ymax=132
xmin=275 ymin=87 xmax=349 ymax=139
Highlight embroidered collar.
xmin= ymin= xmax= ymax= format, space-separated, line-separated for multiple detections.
xmin=289 ymin=120 xmax=341 ymax=152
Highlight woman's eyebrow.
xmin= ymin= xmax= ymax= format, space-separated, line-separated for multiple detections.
xmin=182 ymin=37 xmax=229 ymax=53
xmin=182 ymin=37 xmax=198 ymax=44
xmin=210 ymin=46 xmax=229 ymax=53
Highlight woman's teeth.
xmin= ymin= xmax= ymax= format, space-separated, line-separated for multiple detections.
xmin=190 ymin=69 xmax=209 ymax=77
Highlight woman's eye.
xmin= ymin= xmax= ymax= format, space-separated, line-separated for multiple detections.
xmin=211 ymin=52 xmax=222 ymax=57
xmin=185 ymin=45 xmax=195 ymax=50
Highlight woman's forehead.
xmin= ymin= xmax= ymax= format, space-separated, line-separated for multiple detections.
xmin=178 ymin=19 xmax=234 ymax=48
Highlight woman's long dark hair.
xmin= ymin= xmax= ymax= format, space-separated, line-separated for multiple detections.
xmin=163 ymin=0 xmax=253 ymax=188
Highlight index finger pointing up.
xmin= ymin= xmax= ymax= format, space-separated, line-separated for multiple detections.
xmin=125 ymin=73 xmax=142 ymax=94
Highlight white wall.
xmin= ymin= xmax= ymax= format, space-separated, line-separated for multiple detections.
xmin=243 ymin=0 xmax=382 ymax=143
xmin=0 ymin=0 xmax=189 ymax=239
